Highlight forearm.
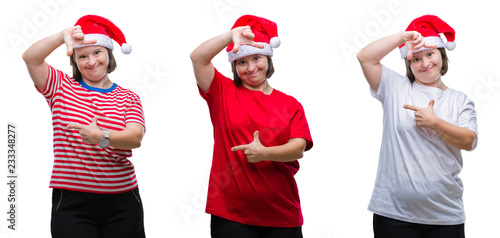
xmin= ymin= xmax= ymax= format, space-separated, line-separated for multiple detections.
xmin=190 ymin=31 xmax=232 ymax=92
xmin=108 ymin=124 xmax=144 ymax=150
xmin=261 ymin=138 xmax=307 ymax=163
xmin=22 ymin=31 xmax=65 ymax=91
xmin=431 ymin=119 xmax=476 ymax=151
xmin=357 ymin=31 xmax=403 ymax=65
xmin=22 ymin=31 xmax=64 ymax=65
xmin=357 ymin=32 xmax=404 ymax=92
xmin=190 ymin=31 xmax=232 ymax=66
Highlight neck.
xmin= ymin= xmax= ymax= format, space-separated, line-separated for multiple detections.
xmin=415 ymin=76 xmax=448 ymax=91
xmin=82 ymin=75 xmax=112 ymax=89
xmin=242 ymin=80 xmax=273 ymax=95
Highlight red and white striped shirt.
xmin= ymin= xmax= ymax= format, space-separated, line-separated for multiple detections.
xmin=38 ymin=65 xmax=145 ymax=194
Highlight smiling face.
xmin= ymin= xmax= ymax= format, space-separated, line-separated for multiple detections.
xmin=73 ymin=46 xmax=110 ymax=86
xmin=408 ymin=48 xmax=444 ymax=87
xmin=234 ymin=54 xmax=269 ymax=91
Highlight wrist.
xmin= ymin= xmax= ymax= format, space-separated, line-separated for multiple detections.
xmin=227 ymin=30 xmax=236 ymax=44
xmin=399 ymin=31 xmax=407 ymax=45
xmin=429 ymin=117 xmax=442 ymax=131
xmin=260 ymin=146 xmax=271 ymax=162
xmin=59 ymin=28 xmax=69 ymax=44
xmin=98 ymin=130 xmax=110 ymax=148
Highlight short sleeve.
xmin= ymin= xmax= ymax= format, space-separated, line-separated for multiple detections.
xmin=289 ymin=101 xmax=313 ymax=151
xmin=37 ymin=65 xmax=65 ymax=101
xmin=371 ymin=65 xmax=409 ymax=104
xmin=198 ymin=67 xmax=232 ymax=103
xmin=125 ymin=93 xmax=146 ymax=131
xmin=458 ymin=97 xmax=478 ymax=150
xmin=370 ymin=65 xmax=388 ymax=102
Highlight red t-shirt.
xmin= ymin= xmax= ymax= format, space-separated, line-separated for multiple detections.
xmin=199 ymin=68 xmax=313 ymax=227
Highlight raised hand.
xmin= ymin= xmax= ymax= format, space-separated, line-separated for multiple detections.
xmin=231 ymin=131 xmax=267 ymax=163
xmin=403 ymin=100 xmax=438 ymax=128
xmin=402 ymin=31 xmax=437 ymax=60
xmin=62 ymin=25 xmax=97 ymax=56
xmin=231 ymin=26 xmax=264 ymax=53
xmin=67 ymin=117 xmax=104 ymax=144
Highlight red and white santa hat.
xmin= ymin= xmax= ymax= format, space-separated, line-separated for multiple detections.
xmin=226 ymin=15 xmax=280 ymax=62
xmin=399 ymin=15 xmax=455 ymax=59
xmin=73 ymin=15 xmax=131 ymax=54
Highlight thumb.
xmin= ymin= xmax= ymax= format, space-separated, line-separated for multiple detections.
xmin=428 ymin=100 xmax=435 ymax=108
xmin=232 ymin=42 xmax=241 ymax=53
xmin=91 ymin=117 xmax=98 ymax=125
xmin=253 ymin=131 xmax=260 ymax=142
xmin=67 ymin=45 xmax=73 ymax=56
xmin=406 ymin=49 xmax=413 ymax=60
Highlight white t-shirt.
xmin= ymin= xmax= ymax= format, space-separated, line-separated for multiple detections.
xmin=368 ymin=65 xmax=478 ymax=225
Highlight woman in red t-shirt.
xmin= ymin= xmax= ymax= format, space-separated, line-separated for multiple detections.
xmin=190 ymin=15 xmax=313 ymax=238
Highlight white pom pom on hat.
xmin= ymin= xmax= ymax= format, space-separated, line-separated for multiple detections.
xmin=399 ymin=15 xmax=456 ymax=59
xmin=121 ymin=43 xmax=132 ymax=54
xmin=74 ymin=15 xmax=132 ymax=54
xmin=227 ymin=15 xmax=280 ymax=62
xmin=270 ymin=36 xmax=281 ymax=48
xmin=446 ymin=41 xmax=456 ymax=51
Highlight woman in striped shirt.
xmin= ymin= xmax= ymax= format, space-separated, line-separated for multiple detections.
xmin=22 ymin=15 xmax=146 ymax=238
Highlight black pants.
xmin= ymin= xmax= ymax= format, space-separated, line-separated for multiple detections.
xmin=211 ymin=215 xmax=303 ymax=238
xmin=51 ymin=188 xmax=146 ymax=238
xmin=373 ymin=214 xmax=465 ymax=238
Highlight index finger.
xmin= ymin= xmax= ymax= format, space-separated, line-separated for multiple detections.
xmin=73 ymin=39 xmax=98 ymax=48
xmin=67 ymin=39 xmax=97 ymax=56
xmin=82 ymin=39 xmax=97 ymax=45
xmin=249 ymin=42 xmax=264 ymax=49
xmin=423 ymin=42 xmax=437 ymax=49
xmin=403 ymin=104 xmax=420 ymax=112
xmin=67 ymin=123 xmax=84 ymax=130
xmin=231 ymin=145 xmax=248 ymax=152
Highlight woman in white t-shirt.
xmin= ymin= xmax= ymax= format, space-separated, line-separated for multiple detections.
xmin=357 ymin=15 xmax=477 ymax=238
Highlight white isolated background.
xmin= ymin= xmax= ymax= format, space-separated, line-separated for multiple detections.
xmin=0 ymin=0 xmax=498 ymax=237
